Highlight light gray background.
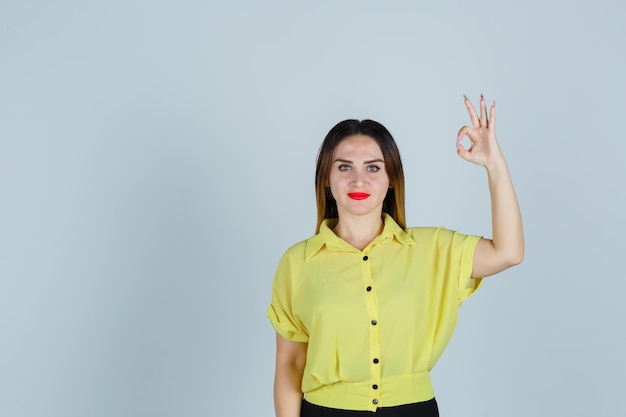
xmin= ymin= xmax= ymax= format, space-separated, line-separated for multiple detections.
xmin=1 ymin=1 xmax=624 ymax=416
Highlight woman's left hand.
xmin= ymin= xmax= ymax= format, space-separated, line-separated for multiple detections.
xmin=456 ymin=95 xmax=504 ymax=167
xmin=457 ymin=95 xmax=525 ymax=278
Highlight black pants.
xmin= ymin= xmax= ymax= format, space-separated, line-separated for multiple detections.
xmin=301 ymin=398 xmax=439 ymax=416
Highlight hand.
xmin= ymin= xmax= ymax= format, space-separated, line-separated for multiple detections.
xmin=456 ymin=95 xmax=504 ymax=167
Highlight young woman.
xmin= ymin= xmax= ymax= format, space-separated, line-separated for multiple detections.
xmin=266 ymin=96 xmax=524 ymax=416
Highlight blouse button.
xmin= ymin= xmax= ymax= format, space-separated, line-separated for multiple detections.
xmin=372 ymin=399 xmax=379 ymax=405
xmin=372 ymin=384 xmax=378 ymax=390
xmin=373 ymin=358 xmax=379 ymax=364
xmin=366 ymin=286 xmax=372 ymax=292
xmin=362 ymin=255 xmax=368 ymax=261
xmin=371 ymin=319 xmax=377 ymax=325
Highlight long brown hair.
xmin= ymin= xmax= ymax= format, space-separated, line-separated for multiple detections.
xmin=315 ymin=119 xmax=406 ymax=233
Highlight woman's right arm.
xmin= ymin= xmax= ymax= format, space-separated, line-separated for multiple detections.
xmin=274 ymin=332 xmax=307 ymax=417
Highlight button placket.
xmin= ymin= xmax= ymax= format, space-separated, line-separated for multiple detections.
xmin=362 ymin=251 xmax=381 ymax=410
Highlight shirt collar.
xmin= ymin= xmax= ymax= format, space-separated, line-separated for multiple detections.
xmin=305 ymin=213 xmax=415 ymax=260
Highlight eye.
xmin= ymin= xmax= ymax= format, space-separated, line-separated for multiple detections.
xmin=338 ymin=165 xmax=351 ymax=171
xmin=367 ymin=165 xmax=380 ymax=172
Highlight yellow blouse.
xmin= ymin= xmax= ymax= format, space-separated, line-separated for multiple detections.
xmin=266 ymin=214 xmax=482 ymax=412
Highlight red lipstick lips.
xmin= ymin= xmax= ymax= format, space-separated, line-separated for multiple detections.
xmin=348 ymin=192 xmax=370 ymax=200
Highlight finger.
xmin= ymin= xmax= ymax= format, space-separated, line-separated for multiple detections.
xmin=456 ymin=126 xmax=474 ymax=160
xmin=479 ymin=94 xmax=488 ymax=127
xmin=464 ymin=95 xmax=480 ymax=128
xmin=456 ymin=138 xmax=472 ymax=162
xmin=456 ymin=125 xmax=474 ymax=144
xmin=489 ymin=100 xmax=496 ymax=132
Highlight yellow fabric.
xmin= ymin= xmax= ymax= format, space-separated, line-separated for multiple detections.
xmin=266 ymin=214 xmax=482 ymax=412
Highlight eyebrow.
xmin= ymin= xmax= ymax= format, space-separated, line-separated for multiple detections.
xmin=333 ymin=158 xmax=385 ymax=164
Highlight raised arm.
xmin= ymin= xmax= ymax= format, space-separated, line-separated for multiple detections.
xmin=456 ymin=95 xmax=524 ymax=278
xmin=274 ymin=333 xmax=307 ymax=417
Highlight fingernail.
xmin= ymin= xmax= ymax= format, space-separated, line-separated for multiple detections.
xmin=480 ymin=93 xmax=484 ymax=100
xmin=493 ymin=100 xmax=496 ymax=107
xmin=456 ymin=135 xmax=462 ymax=147
xmin=463 ymin=94 xmax=468 ymax=101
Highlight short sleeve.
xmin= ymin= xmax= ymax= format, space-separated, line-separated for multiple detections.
xmin=266 ymin=245 xmax=309 ymax=342
xmin=457 ymin=233 xmax=483 ymax=302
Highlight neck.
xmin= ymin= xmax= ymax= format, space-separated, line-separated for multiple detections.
xmin=333 ymin=213 xmax=384 ymax=251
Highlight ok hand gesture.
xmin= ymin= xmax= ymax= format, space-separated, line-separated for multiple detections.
xmin=456 ymin=95 xmax=504 ymax=168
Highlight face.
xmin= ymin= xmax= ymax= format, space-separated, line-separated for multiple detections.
xmin=328 ymin=134 xmax=390 ymax=219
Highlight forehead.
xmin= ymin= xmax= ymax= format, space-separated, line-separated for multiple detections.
xmin=333 ymin=134 xmax=383 ymax=159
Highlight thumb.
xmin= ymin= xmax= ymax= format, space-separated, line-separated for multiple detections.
xmin=456 ymin=126 xmax=473 ymax=161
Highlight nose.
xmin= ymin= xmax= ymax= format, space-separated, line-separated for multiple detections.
xmin=351 ymin=169 xmax=365 ymax=187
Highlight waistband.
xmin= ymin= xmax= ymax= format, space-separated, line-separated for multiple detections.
xmin=305 ymin=371 xmax=435 ymax=412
